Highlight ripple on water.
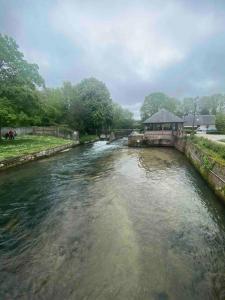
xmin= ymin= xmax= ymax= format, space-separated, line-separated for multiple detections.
xmin=0 ymin=142 xmax=225 ymax=299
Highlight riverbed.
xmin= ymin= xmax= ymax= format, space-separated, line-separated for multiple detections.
xmin=1 ymin=140 xmax=225 ymax=299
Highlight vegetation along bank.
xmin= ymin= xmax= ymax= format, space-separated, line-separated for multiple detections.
xmin=175 ymin=136 xmax=225 ymax=202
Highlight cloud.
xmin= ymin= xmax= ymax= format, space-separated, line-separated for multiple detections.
xmin=1 ymin=0 xmax=225 ymax=118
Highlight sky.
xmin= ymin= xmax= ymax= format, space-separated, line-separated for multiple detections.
xmin=1 ymin=0 xmax=225 ymax=118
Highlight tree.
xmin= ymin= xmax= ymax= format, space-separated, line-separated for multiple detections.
xmin=68 ymin=78 xmax=113 ymax=134
xmin=0 ymin=34 xmax=44 ymax=88
xmin=112 ymin=103 xmax=134 ymax=129
xmin=181 ymin=97 xmax=196 ymax=115
xmin=140 ymin=92 xmax=179 ymax=120
xmin=199 ymin=94 xmax=225 ymax=115
xmin=216 ymin=113 xmax=225 ymax=133
xmin=0 ymin=34 xmax=45 ymax=131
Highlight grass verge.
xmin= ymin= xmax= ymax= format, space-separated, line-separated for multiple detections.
xmin=188 ymin=135 xmax=225 ymax=164
xmin=0 ymin=135 xmax=73 ymax=161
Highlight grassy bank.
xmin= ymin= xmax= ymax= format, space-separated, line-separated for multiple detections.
xmin=189 ymin=135 xmax=225 ymax=164
xmin=0 ymin=135 xmax=73 ymax=161
xmin=79 ymin=134 xmax=98 ymax=144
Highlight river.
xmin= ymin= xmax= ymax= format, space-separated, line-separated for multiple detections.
xmin=1 ymin=140 xmax=225 ymax=299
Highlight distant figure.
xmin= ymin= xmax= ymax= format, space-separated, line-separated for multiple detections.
xmin=4 ymin=129 xmax=16 ymax=140
xmin=8 ymin=130 xmax=14 ymax=140
xmin=4 ymin=132 xmax=9 ymax=140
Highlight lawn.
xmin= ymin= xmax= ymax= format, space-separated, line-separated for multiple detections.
xmin=0 ymin=135 xmax=73 ymax=161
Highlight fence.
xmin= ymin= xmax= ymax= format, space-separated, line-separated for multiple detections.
xmin=1 ymin=127 xmax=79 ymax=141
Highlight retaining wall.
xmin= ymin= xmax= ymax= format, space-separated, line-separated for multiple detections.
xmin=0 ymin=141 xmax=79 ymax=171
xmin=185 ymin=141 xmax=225 ymax=202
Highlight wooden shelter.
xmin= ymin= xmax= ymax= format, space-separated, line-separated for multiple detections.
xmin=143 ymin=109 xmax=184 ymax=132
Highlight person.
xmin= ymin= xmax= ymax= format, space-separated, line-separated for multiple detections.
xmin=8 ymin=129 xmax=14 ymax=140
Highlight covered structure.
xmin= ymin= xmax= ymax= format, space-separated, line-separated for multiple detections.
xmin=143 ymin=109 xmax=184 ymax=132
xmin=140 ymin=109 xmax=184 ymax=146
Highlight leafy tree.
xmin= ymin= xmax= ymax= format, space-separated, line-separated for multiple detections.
xmin=68 ymin=78 xmax=113 ymax=134
xmin=140 ymin=92 xmax=179 ymax=120
xmin=199 ymin=94 xmax=225 ymax=115
xmin=216 ymin=113 xmax=225 ymax=133
xmin=0 ymin=34 xmax=44 ymax=132
xmin=0 ymin=34 xmax=44 ymax=88
xmin=181 ymin=97 xmax=196 ymax=115
xmin=112 ymin=103 xmax=134 ymax=129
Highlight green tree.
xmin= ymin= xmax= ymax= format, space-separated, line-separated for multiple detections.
xmin=112 ymin=103 xmax=134 ymax=129
xmin=181 ymin=97 xmax=195 ymax=115
xmin=0 ymin=34 xmax=44 ymax=87
xmin=199 ymin=94 xmax=225 ymax=115
xmin=216 ymin=113 xmax=225 ymax=133
xmin=0 ymin=34 xmax=44 ymax=131
xmin=68 ymin=78 xmax=113 ymax=134
xmin=140 ymin=92 xmax=179 ymax=120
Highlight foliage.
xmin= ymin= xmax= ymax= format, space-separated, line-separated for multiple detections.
xmin=0 ymin=34 xmax=134 ymax=135
xmin=140 ymin=92 xmax=179 ymax=120
xmin=79 ymin=134 xmax=98 ymax=143
xmin=0 ymin=135 xmax=71 ymax=161
xmin=0 ymin=34 xmax=44 ymax=88
xmin=112 ymin=103 xmax=134 ymax=129
xmin=215 ymin=113 xmax=225 ymax=133
xmin=68 ymin=78 xmax=114 ymax=134
xmin=0 ymin=34 xmax=44 ymax=130
xmin=189 ymin=135 xmax=225 ymax=163
xmin=199 ymin=94 xmax=225 ymax=115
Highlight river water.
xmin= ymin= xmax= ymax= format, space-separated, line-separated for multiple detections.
xmin=1 ymin=140 xmax=225 ymax=300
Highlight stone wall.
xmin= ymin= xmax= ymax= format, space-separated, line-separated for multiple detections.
xmin=129 ymin=134 xmax=225 ymax=203
xmin=184 ymin=141 xmax=225 ymax=202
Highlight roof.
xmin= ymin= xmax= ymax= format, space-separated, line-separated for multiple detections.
xmin=183 ymin=114 xmax=215 ymax=127
xmin=143 ymin=109 xmax=184 ymax=124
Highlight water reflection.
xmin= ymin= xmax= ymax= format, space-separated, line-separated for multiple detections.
xmin=0 ymin=141 xmax=225 ymax=299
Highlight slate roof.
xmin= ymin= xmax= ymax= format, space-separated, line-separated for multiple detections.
xmin=183 ymin=114 xmax=215 ymax=126
xmin=143 ymin=109 xmax=184 ymax=124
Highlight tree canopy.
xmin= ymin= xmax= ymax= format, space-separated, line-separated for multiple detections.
xmin=140 ymin=92 xmax=179 ymax=120
xmin=0 ymin=34 xmax=134 ymax=134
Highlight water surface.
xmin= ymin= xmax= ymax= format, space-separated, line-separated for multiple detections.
xmin=1 ymin=140 xmax=225 ymax=299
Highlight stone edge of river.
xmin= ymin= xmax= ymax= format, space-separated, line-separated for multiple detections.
xmin=0 ymin=141 xmax=80 ymax=172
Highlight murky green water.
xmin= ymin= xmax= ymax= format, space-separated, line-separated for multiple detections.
xmin=1 ymin=140 xmax=225 ymax=299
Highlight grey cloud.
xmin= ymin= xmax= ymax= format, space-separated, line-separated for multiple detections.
xmin=1 ymin=0 xmax=225 ymax=118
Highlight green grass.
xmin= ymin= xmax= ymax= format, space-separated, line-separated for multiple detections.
xmin=0 ymin=135 xmax=73 ymax=161
xmin=189 ymin=135 xmax=225 ymax=164
xmin=79 ymin=134 xmax=98 ymax=144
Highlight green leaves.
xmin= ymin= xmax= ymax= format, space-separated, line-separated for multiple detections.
xmin=140 ymin=92 xmax=179 ymax=120
xmin=216 ymin=113 xmax=225 ymax=133
xmin=0 ymin=34 xmax=44 ymax=88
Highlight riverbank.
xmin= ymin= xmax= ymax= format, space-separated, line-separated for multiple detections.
xmin=0 ymin=135 xmax=79 ymax=171
xmin=79 ymin=134 xmax=99 ymax=144
xmin=175 ymin=135 xmax=225 ymax=202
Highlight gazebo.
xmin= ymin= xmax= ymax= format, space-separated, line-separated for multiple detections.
xmin=143 ymin=109 xmax=183 ymax=132
xmin=142 ymin=109 xmax=184 ymax=146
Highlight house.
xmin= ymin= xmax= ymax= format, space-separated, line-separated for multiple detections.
xmin=183 ymin=114 xmax=216 ymax=132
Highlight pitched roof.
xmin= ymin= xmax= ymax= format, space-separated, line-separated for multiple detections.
xmin=183 ymin=114 xmax=215 ymax=126
xmin=143 ymin=109 xmax=183 ymax=124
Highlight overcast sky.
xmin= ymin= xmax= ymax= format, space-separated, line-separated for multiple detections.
xmin=1 ymin=0 xmax=225 ymax=118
